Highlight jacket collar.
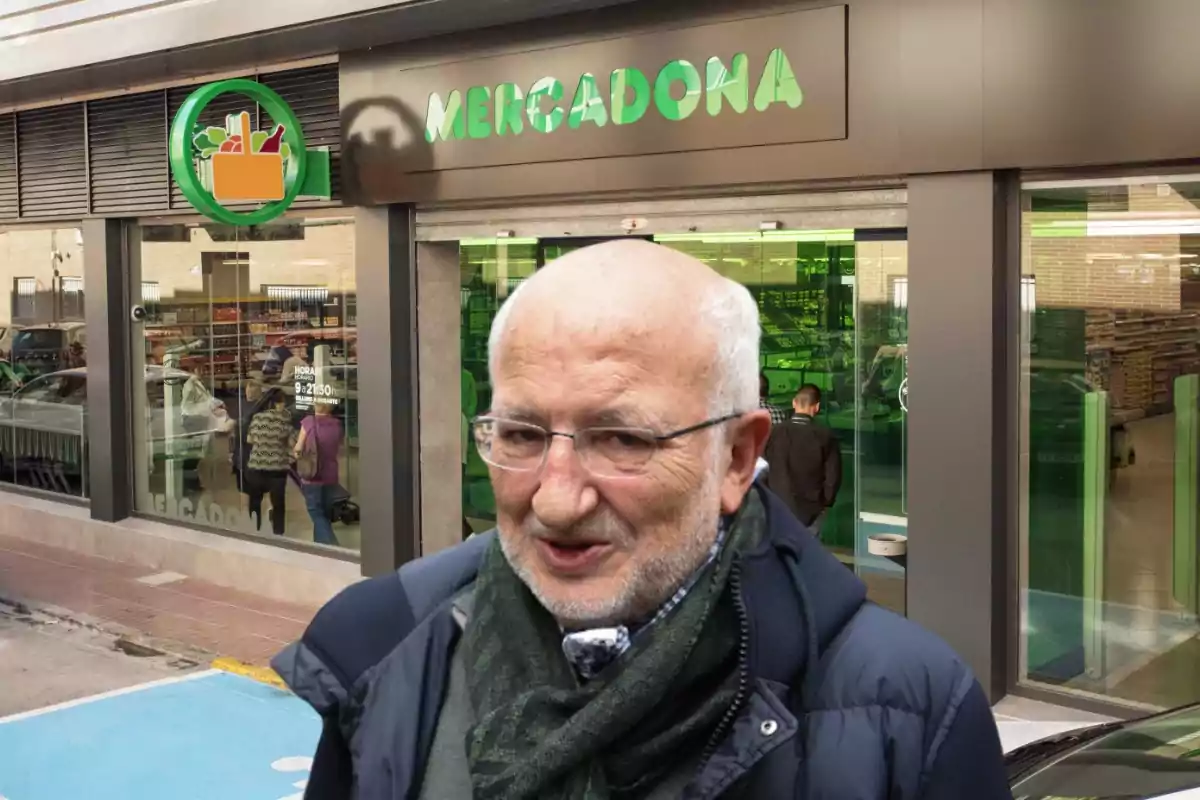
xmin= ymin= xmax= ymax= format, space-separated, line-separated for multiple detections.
xmin=685 ymin=484 xmax=867 ymax=799
xmin=740 ymin=483 xmax=866 ymax=686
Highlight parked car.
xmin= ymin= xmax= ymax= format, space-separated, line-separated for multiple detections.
xmin=10 ymin=322 xmax=87 ymax=377
xmin=1009 ymin=703 xmax=1200 ymax=798
xmin=0 ymin=366 xmax=232 ymax=471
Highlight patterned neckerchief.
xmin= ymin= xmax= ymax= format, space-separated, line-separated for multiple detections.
xmin=760 ymin=398 xmax=790 ymax=425
xmin=561 ymin=518 xmax=729 ymax=681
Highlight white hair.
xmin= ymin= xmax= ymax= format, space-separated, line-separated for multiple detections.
xmin=487 ymin=275 xmax=760 ymax=415
xmin=487 ymin=280 xmax=525 ymax=382
xmin=699 ymin=277 xmax=761 ymax=415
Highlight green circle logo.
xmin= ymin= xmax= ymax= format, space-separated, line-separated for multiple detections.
xmin=169 ymin=79 xmax=309 ymax=226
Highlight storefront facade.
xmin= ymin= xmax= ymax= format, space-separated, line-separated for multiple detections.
xmin=338 ymin=0 xmax=1200 ymax=716
xmin=0 ymin=0 xmax=637 ymax=607
xmin=3 ymin=0 xmax=1200 ymax=715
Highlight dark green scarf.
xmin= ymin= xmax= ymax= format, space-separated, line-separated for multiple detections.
xmin=459 ymin=493 xmax=766 ymax=800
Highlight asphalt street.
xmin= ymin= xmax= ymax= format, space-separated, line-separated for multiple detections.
xmin=0 ymin=601 xmax=197 ymax=717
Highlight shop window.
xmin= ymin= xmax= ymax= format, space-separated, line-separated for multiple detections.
xmin=1021 ymin=177 xmax=1200 ymax=709
xmin=0 ymin=228 xmax=89 ymax=498
xmin=130 ymin=217 xmax=360 ymax=552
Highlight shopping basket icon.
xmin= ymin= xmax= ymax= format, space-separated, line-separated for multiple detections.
xmin=211 ymin=111 xmax=285 ymax=203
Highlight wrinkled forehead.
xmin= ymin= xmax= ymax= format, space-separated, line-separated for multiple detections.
xmin=492 ymin=301 xmax=718 ymax=423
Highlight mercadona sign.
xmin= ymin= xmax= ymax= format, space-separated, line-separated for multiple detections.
xmin=424 ymin=48 xmax=804 ymax=143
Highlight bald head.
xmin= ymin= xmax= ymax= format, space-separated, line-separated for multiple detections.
xmin=488 ymin=239 xmax=759 ymax=414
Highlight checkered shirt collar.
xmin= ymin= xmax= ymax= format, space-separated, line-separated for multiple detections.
xmin=560 ymin=518 xmax=729 ymax=681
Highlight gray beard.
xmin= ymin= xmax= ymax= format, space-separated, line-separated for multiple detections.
xmin=499 ymin=476 xmax=722 ymax=628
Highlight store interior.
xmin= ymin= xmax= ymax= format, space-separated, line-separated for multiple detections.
xmin=130 ymin=218 xmax=361 ymax=552
xmin=458 ymin=230 xmax=910 ymax=615
xmin=1023 ymin=178 xmax=1200 ymax=709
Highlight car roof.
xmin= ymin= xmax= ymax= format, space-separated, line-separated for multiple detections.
xmin=19 ymin=322 xmax=85 ymax=331
xmin=26 ymin=366 xmax=194 ymax=381
xmin=1011 ymin=702 xmax=1200 ymax=795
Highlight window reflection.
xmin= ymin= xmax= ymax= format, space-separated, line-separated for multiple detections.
xmin=0 ymin=227 xmax=88 ymax=498
xmin=132 ymin=218 xmax=360 ymax=551
xmin=1022 ymin=178 xmax=1200 ymax=708
xmin=460 ymin=238 xmax=538 ymax=535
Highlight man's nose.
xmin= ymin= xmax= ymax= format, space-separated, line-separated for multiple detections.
xmin=531 ymin=434 xmax=599 ymax=527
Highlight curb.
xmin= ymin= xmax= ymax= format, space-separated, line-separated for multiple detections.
xmin=211 ymin=656 xmax=288 ymax=691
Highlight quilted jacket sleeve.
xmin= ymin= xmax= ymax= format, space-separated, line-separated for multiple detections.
xmin=271 ymin=573 xmax=418 ymax=800
xmin=306 ymin=715 xmax=354 ymax=799
xmin=920 ymin=679 xmax=1013 ymax=800
xmin=272 ymin=639 xmax=354 ymax=799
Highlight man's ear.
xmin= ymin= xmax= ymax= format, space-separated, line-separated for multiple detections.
xmin=720 ymin=409 xmax=772 ymax=515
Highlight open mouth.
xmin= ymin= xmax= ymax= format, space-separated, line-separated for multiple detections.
xmin=536 ymin=539 xmax=613 ymax=574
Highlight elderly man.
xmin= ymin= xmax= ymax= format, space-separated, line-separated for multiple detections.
xmin=275 ymin=240 xmax=1010 ymax=799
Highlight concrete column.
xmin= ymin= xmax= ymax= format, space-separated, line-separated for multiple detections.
xmin=355 ymin=205 xmax=419 ymax=576
xmin=417 ymin=241 xmax=465 ymax=556
xmin=906 ymin=171 xmax=1015 ymax=701
xmin=82 ymin=218 xmax=132 ymax=522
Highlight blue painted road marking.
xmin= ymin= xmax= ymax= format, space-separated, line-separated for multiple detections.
xmin=0 ymin=670 xmax=321 ymax=800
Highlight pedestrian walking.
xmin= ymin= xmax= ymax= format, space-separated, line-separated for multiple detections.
xmin=293 ymin=400 xmax=343 ymax=547
xmin=245 ymin=389 xmax=292 ymax=535
xmin=763 ymin=383 xmax=843 ymax=534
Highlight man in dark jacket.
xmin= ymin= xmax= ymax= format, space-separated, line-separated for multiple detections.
xmin=274 ymin=240 xmax=1011 ymax=800
xmin=763 ymin=383 xmax=842 ymax=531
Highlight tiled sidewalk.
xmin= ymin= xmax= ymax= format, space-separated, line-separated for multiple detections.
xmin=0 ymin=531 xmax=1128 ymax=748
xmin=0 ymin=534 xmax=317 ymax=666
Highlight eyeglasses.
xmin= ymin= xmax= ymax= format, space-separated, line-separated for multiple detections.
xmin=471 ymin=413 xmax=744 ymax=478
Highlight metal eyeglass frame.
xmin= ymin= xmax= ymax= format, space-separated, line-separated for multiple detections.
xmin=471 ymin=412 xmax=745 ymax=475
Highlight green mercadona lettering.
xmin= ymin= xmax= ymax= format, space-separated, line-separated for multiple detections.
xmin=424 ymin=49 xmax=803 ymax=142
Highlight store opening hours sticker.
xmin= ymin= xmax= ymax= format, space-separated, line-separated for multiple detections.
xmin=293 ymin=366 xmax=339 ymax=411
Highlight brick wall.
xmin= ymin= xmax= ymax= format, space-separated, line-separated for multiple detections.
xmin=1029 ymin=231 xmax=1182 ymax=312
xmin=856 ymin=240 xmax=908 ymax=304
xmin=1025 ymin=183 xmax=1200 ymax=416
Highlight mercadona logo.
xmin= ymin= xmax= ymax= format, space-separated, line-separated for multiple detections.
xmin=168 ymin=79 xmax=330 ymax=226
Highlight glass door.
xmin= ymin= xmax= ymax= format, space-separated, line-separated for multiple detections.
xmin=652 ymin=228 xmax=908 ymax=615
xmin=1020 ymin=177 xmax=1200 ymax=709
xmin=852 ymin=233 xmax=909 ymax=614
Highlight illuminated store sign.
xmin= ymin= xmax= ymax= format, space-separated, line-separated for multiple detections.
xmin=424 ymin=49 xmax=804 ymax=142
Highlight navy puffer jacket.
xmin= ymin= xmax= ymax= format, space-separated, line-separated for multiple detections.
xmin=274 ymin=485 xmax=1012 ymax=799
